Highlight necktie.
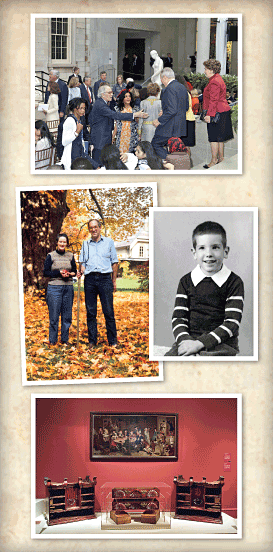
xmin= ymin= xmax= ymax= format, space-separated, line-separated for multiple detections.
xmin=86 ymin=86 xmax=92 ymax=103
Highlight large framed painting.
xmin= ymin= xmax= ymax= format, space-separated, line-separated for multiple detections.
xmin=90 ymin=413 xmax=178 ymax=461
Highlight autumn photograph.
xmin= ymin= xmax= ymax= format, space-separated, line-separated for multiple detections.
xmin=18 ymin=184 xmax=161 ymax=384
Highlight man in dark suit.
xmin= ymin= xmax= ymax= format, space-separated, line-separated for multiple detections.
xmin=80 ymin=76 xmax=94 ymax=126
xmin=45 ymin=70 xmax=68 ymax=121
xmin=93 ymin=71 xmax=107 ymax=101
xmin=67 ymin=66 xmax=83 ymax=85
xmin=132 ymin=54 xmax=141 ymax=79
xmin=123 ymin=53 xmax=130 ymax=80
xmin=151 ymin=68 xmax=189 ymax=160
xmin=165 ymin=53 xmax=173 ymax=68
xmin=90 ymin=84 xmax=148 ymax=164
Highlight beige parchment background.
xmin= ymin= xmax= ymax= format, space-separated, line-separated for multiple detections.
xmin=0 ymin=1 xmax=272 ymax=551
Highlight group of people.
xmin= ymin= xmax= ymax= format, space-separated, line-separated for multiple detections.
xmin=44 ymin=219 xmax=118 ymax=349
xmin=93 ymin=421 xmax=175 ymax=457
xmin=36 ymin=58 xmax=235 ymax=170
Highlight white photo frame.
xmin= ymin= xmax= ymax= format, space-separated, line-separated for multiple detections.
xmin=149 ymin=207 xmax=258 ymax=361
xmin=16 ymin=182 xmax=163 ymax=385
xmin=32 ymin=13 xmax=242 ymax=174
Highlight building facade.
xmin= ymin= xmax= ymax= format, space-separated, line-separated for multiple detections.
xmin=115 ymin=220 xmax=149 ymax=262
xmin=35 ymin=16 xmax=238 ymax=85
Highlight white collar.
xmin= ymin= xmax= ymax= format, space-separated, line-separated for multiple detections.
xmin=165 ymin=78 xmax=175 ymax=87
xmin=191 ymin=264 xmax=231 ymax=287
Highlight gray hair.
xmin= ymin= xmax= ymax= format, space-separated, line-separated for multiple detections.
xmin=161 ymin=67 xmax=175 ymax=79
xmin=88 ymin=218 xmax=102 ymax=228
xmin=49 ymin=69 xmax=59 ymax=78
xmin=83 ymin=75 xmax=91 ymax=83
xmin=98 ymin=84 xmax=111 ymax=98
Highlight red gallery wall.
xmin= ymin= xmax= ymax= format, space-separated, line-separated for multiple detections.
xmin=36 ymin=397 xmax=238 ymax=517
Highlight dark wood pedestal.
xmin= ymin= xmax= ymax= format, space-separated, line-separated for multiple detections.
xmin=173 ymin=475 xmax=224 ymax=524
xmin=44 ymin=476 xmax=97 ymax=525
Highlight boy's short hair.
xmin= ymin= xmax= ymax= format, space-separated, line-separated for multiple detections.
xmin=192 ymin=221 xmax=227 ymax=249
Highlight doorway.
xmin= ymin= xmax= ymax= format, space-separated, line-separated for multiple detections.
xmin=125 ymin=38 xmax=145 ymax=80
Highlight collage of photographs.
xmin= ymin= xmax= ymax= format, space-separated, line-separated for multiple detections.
xmin=1 ymin=6 xmax=272 ymax=552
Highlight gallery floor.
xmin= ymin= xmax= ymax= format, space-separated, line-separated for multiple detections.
xmin=35 ymin=500 xmax=237 ymax=536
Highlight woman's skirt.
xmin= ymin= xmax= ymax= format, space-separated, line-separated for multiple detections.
xmin=182 ymin=120 xmax=196 ymax=147
xmin=207 ymin=110 xmax=234 ymax=142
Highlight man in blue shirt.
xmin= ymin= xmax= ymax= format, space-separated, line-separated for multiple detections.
xmin=78 ymin=219 xmax=118 ymax=348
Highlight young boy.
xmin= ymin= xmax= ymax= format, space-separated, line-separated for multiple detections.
xmin=165 ymin=221 xmax=244 ymax=357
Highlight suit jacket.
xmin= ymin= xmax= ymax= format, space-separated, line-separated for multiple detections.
xmin=45 ymin=79 xmax=68 ymax=116
xmin=90 ymin=98 xmax=134 ymax=150
xmin=202 ymin=73 xmax=230 ymax=117
xmin=165 ymin=56 xmax=173 ymax=68
xmin=79 ymin=83 xmax=94 ymax=122
xmin=132 ymin=57 xmax=141 ymax=77
xmin=67 ymin=73 xmax=83 ymax=85
xmin=155 ymin=79 xmax=189 ymax=138
xmin=94 ymin=79 xmax=107 ymax=100
xmin=123 ymin=57 xmax=130 ymax=73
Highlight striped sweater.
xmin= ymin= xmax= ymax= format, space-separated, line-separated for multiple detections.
xmin=172 ymin=264 xmax=244 ymax=351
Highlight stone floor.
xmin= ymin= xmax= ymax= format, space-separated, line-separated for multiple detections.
xmin=190 ymin=116 xmax=238 ymax=170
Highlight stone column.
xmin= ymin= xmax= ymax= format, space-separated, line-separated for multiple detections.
xmin=196 ymin=18 xmax=210 ymax=74
xmin=216 ymin=18 xmax=228 ymax=75
xmin=230 ymin=40 xmax=238 ymax=75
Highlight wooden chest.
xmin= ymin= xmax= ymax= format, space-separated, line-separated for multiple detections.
xmin=140 ymin=508 xmax=160 ymax=524
xmin=110 ymin=509 xmax=131 ymax=524
xmin=112 ymin=487 xmax=160 ymax=512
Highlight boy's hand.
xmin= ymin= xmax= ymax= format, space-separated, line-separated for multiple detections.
xmin=178 ymin=340 xmax=204 ymax=356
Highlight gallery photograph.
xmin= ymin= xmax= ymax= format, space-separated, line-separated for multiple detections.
xmin=33 ymin=394 xmax=242 ymax=539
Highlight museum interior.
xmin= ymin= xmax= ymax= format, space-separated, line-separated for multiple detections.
xmin=35 ymin=396 xmax=238 ymax=535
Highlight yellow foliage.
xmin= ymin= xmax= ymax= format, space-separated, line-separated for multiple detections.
xmin=24 ymin=291 xmax=159 ymax=381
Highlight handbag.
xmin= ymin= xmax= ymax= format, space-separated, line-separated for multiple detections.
xmin=200 ymin=109 xmax=220 ymax=124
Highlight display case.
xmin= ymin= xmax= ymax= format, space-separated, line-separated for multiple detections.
xmin=101 ymin=481 xmax=171 ymax=530
xmin=44 ymin=476 xmax=97 ymax=525
xmin=173 ymin=475 xmax=224 ymax=524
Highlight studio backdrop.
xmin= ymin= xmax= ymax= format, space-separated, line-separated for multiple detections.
xmin=152 ymin=209 xmax=256 ymax=357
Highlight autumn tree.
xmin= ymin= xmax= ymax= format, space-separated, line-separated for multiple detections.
xmin=20 ymin=186 xmax=153 ymax=290
xmin=62 ymin=187 xmax=153 ymax=250
xmin=21 ymin=191 xmax=69 ymax=290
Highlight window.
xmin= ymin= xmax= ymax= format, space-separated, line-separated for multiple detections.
xmin=139 ymin=246 xmax=144 ymax=258
xmin=51 ymin=18 xmax=69 ymax=61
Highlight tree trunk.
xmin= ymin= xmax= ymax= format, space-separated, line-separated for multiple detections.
xmin=21 ymin=191 xmax=70 ymax=290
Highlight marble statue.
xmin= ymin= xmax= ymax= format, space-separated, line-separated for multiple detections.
xmin=150 ymin=50 xmax=164 ymax=88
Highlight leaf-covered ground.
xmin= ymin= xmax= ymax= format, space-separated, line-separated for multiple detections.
xmin=24 ymin=291 xmax=159 ymax=381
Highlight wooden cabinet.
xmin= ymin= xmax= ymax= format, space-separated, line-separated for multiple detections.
xmin=111 ymin=487 xmax=160 ymax=513
xmin=173 ymin=475 xmax=224 ymax=524
xmin=44 ymin=476 xmax=97 ymax=525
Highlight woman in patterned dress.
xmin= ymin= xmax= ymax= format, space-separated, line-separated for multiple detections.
xmin=113 ymin=90 xmax=139 ymax=153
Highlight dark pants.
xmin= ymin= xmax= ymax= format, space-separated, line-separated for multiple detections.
xmin=92 ymin=148 xmax=102 ymax=165
xmin=164 ymin=341 xmax=238 ymax=357
xmin=151 ymin=133 xmax=168 ymax=160
xmin=46 ymin=285 xmax=74 ymax=344
xmin=84 ymin=272 xmax=117 ymax=345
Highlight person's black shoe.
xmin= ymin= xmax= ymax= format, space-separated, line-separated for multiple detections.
xmin=203 ymin=164 xmax=210 ymax=169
